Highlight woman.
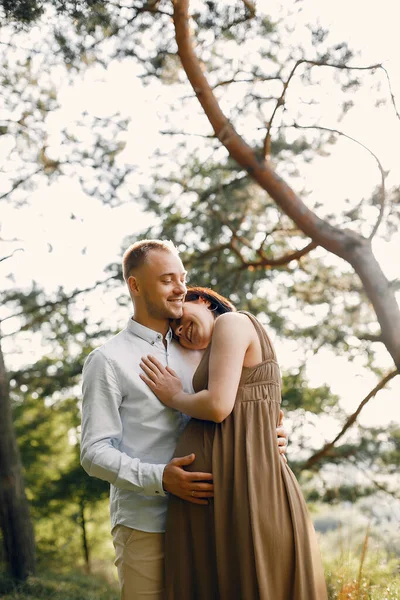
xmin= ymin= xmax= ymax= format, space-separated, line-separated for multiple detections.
xmin=140 ymin=287 xmax=328 ymax=600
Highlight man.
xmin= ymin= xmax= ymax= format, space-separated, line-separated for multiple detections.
xmin=81 ymin=239 xmax=287 ymax=599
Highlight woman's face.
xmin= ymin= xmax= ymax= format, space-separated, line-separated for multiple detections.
xmin=171 ymin=298 xmax=216 ymax=350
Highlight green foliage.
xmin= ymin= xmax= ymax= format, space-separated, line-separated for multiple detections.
xmin=0 ymin=0 xmax=44 ymax=24
xmin=0 ymin=569 xmax=118 ymax=600
xmin=0 ymin=1 xmax=108 ymax=26
xmin=281 ymin=370 xmax=339 ymax=414
xmin=11 ymin=389 xmax=111 ymax=569
xmin=296 ymin=422 xmax=400 ymax=504
xmin=2 ymin=282 xmax=119 ymax=570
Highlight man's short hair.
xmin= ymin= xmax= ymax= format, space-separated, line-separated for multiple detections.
xmin=122 ymin=239 xmax=179 ymax=282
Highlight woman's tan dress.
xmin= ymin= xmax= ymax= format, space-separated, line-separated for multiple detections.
xmin=164 ymin=311 xmax=328 ymax=600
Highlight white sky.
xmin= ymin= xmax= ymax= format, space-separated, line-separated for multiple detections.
xmin=1 ymin=0 xmax=399 ymax=434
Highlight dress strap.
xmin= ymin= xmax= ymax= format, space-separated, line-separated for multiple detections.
xmin=237 ymin=310 xmax=276 ymax=362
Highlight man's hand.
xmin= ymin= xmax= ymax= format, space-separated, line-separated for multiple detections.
xmin=163 ymin=454 xmax=213 ymax=505
xmin=277 ymin=409 xmax=288 ymax=462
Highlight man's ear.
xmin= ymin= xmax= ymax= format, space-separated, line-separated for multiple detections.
xmin=128 ymin=275 xmax=140 ymax=296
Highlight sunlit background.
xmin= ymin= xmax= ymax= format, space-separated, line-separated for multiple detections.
xmin=1 ymin=0 xmax=400 ymax=595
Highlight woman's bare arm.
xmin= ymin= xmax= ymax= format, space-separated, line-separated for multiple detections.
xmin=140 ymin=313 xmax=253 ymax=422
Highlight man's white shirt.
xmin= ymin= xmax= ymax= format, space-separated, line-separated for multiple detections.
xmin=80 ymin=318 xmax=202 ymax=533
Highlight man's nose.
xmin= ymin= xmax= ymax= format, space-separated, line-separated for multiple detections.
xmin=175 ymin=324 xmax=183 ymax=337
xmin=175 ymin=280 xmax=187 ymax=294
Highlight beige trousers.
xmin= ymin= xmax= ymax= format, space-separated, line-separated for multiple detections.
xmin=112 ymin=525 xmax=165 ymax=600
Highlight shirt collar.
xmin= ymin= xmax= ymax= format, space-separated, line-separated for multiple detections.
xmin=127 ymin=317 xmax=173 ymax=344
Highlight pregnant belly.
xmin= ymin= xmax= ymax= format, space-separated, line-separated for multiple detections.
xmin=174 ymin=418 xmax=216 ymax=473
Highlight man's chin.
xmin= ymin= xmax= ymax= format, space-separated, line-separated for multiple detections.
xmin=166 ymin=304 xmax=183 ymax=318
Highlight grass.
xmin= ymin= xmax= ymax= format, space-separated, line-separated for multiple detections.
xmin=1 ymin=543 xmax=399 ymax=600
xmin=0 ymin=569 xmax=119 ymax=600
xmin=2 ymin=563 xmax=400 ymax=600
xmin=324 ymin=533 xmax=400 ymax=600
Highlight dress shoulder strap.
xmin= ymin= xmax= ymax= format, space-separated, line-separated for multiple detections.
xmin=237 ymin=310 xmax=277 ymax=362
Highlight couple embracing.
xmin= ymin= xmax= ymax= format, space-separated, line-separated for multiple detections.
xmin=80 ymin=239 xmax=327 ymax=599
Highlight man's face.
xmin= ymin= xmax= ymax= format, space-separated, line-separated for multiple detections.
xmin=131 ymin=250 xmax=187 ymax=320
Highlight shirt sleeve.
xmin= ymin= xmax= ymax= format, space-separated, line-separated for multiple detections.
xmin=80 ymin=349 xmax=167 ymax=497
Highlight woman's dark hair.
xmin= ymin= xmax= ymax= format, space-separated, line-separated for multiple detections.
xmin=185 ymin=287 xmax=235 ymax=316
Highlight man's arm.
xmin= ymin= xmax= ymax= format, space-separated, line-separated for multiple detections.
xmin=81 ymin=349 xmax=166 ymax=495
xmin=80 ymin=349 xmax=213 ymax=504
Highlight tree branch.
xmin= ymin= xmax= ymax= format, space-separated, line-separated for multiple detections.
xmin=356 ymin=333 xmax=383 ymax=343
xmin=173 ymin=2 xmax=360 ymax=254
xmin=0 ymin=275 xmax=119 ymax=332
xmin=304 ymin=369 xmax=399 ymax=469
xmin=241 ymin=0 xmax=256 ymax=18
xmin=381 ymin=65 xmax=400 ymax=121
xmin=263 ymin=60 xmax=300 ymax=159
xmin=207 ymin=206 xmax=317 ymax=269
xmin=0 ymin=249 xmax=24 ymax=264
xmin=262 ymin=58 xmax=383 ymax=160
xmin=159 ymin=129 xmax=216 ymax=139
xmin=188 ymin=243 xmax=231 ymax=261
xmin=242 ymin=241 xmax=317 ymax=269
xmin=355 ymin=462 xmax=400 ymax=500
xmin=290 ymin=123 xmax=386 ymax=240
xmin=212 ymin=75 xmax=280 ymax=90
xmin=0 ymin=168 xmax=43 ymax=201
xmin=172 ymin=0 xmax=400 ymax=370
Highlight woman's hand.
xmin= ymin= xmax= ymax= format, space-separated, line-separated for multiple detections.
xmin=140 ymin=355 xmax=184 ymax=408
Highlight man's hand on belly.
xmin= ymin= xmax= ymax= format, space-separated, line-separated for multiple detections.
xmin=163 ymin=454 xmax=214 ymax=505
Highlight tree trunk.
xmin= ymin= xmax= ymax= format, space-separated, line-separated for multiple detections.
xmin=79 ymin=498 xmax=91 ymax=574
xmin=0 ymin=335 xmax=35 ymax=580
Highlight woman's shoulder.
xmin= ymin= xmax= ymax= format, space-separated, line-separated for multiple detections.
xmin=215 ymin=311 xmax=254 ymax=331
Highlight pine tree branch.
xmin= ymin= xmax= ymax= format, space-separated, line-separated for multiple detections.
xmin=159 ymin=130 xmax=216 ymax=139
xmin=207 ymin=206 xmax=317 ymax=269
xmin=0 ymin=168 xmax=43 ymax=201
xmin=0 ymin=40 xmax=42 ymax=55
xmin=172 ymin=0 xmax=400 ymax=370
xmin=303 ymin=369 xmax=399 ymax=469
xmin=0 ymin=275 xmax=119 ymax=334
xmin=241 ymin=241 xmax=317 ymax=269
xmin=263 ymin=61 xmax=299 ymax=159
xmin=173 ymin=1 xmax=361 ymax=253
xmin=354 ymin=462 xmax=400 ymax=500
xmin=0 ymin=249 xmax=24 ymax=264
xmin=188 ymin=243 xmax=231 ymax=261
xmin=356 ymin=333 xmax=383 ymax=343
xmin=290 ymin=123 xmax=387 ymax=240
xmin=212 ymin=75 xmax=280 ymax=90
xmin=262 ymin=59 xmax=383 ymax=159
xmin=381 ymin=65 xmax=400 ymax=121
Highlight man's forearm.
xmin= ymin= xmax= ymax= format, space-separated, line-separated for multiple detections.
xmin=81 ymin=439 xmax=167 ymax=497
